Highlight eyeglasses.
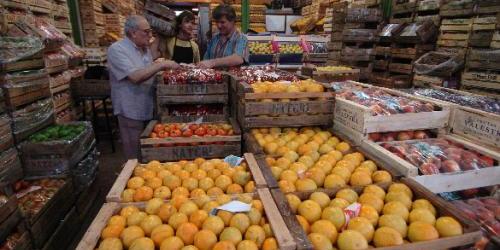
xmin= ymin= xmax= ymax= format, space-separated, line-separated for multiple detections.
xmin=138 ymin=28 xmax=152 ymax=34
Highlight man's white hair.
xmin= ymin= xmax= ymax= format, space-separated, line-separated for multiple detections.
xmin=124 ymin=15 xmax=145 ymax=37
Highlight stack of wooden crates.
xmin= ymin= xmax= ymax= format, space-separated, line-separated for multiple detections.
xmin=79 ymin=0 xmax=105 ymax=47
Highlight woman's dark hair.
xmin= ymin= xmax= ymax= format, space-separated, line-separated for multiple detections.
xmin=212 ymin=4 xmax=236 ymax=22
xmin=176 ymin=11 xmax=195 ymax=32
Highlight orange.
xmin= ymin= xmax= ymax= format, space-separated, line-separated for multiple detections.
xmin=163 ymin=175 xmax=182 ymax=190
xmin=359 ymin=205 xmax=379 ymax=227
xmin=435 ymin=216 xmax=463 ymax=237
xmin=189 ymin=209 xmax=209 ymax=228
xmin=298 ymin=200 xmax=322 ymax=223
xmin=98 ymin=238 xmax=122 ymax=250
xmin=172 ymin=187 xmax=190 ymax=198
xmin=101 ymin=224 xmax=124 ymax=239
xmin=262 ymin=237 xmax=278 ymax=250
xmin=168 ymin=212 xmax=189 ymax=230
xmin=212 ymin=241 xmax=236 ymax=250
xmin=140 ymin=214 xmax=162 ymax=235
xmin=226 ymin=184 xmax=244 ymax=194
xmin=154 ymin=186 xmax=171 ymax=200
xmin=296 ymin=215 xmax=310 ymax=234
xmin=207 ymin=187 xmax=224 ymax=196
xmin=202 ymin=216 xmax=225 ymax=235
xmin=158 ymin=203 xmax=177 ymax=222
xmin=141 ymin=170 xmax=157 ymax=180
xmin=151 ymin=224 xmax=174 ymax=247
xmin=108 ymin=215 xmax=126 ymax=228
xmin=145 ymin=177 xmax=162 ymax=189
xmin=220 ymin=227 xmax=243 ymax=246
xmin=194 ymin=229 xmax=217 ymax=250
xmin=182 ymin=177 xmax=199 ymax=192
xmin=373 ymin=227 xmax=404 ymax=247
xmin=347 ymin=217 xmax=374 ymax=242
xmin=160 ymin=236 xmax=184 ymax=250
xmin=237 ymin=240 xmax=258 ymax=250
xmin=120 ymin=206 xmax=139 ymax=218
xmin=127 ymin=177 xmax=145 ymax=189
xmin=129 ymin=237 xmax=154 ymax=250
xmin=244 ymin=225 xmax=266 ymax=247
xmin=311 ymin=220 xmax=338 ymax=244
xmin=230 ymin=214 xmax=251 ymax=234
xmin=176 ymin=222 xmax=199 ymax=245
xmin=178 ymin=201 xmax=198 ymax=217
xmin=308 ymin=233 xmax=333 ymax=250
xmin=121 ymin=189 xmax=135 ymax=202
xmin=408 ymin=221 xmax=439 ymax=242
xmin=120 ymin=225 xmax=145 ymax=248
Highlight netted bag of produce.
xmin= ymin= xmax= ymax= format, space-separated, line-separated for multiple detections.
xmin=414 ymin=51 xmax=464 ymax=77
xmin=0 ymin=36 xmax=44 ymax=65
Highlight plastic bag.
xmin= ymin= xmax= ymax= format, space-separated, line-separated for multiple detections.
xmin=0 ymin=36 xmax=44 ymax=64
xmin=163 ymin=65 xmax=224 ymax=85
xmin=413 ymin=51 xmax=464 ymax=77
xmin=0 ymin=69 xmax=50 ymax=90
xmin=379 ymin=24 xmax=402 ymax=37
xmin=381 ymin=139 xmax=495 ymax=175
xmin=72 ymin=146 xmax=99 ymax=191
xmin=11 ymin=98 xmax=54 ymax=135
xmin=228 ymin=65 xmax=298 ymax=84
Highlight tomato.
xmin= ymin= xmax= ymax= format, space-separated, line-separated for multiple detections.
xmin=170 ymin=129 xmax=182 ymax=137
xmin=188 ymin=124 xmax=199 ymax=131
xmin=150 ymin=132 xmax=158 ymax=138
xmin=227 ymin=129 xmax=234 ymax=135
xmin=201 ymin=124 xmax=209 ymax=130
xmin=182 ymin=129 xmax=193 ymax=137
xmin=158 ymin=131 xmax=166 ymax=138
xmin=216 ymin=129 xmax=227 ymax=136
xmin=153 ymin=124 xmax=164 ymax=133
xmin=207 ymin=129 xmax=217 ymax=136
xmin=194 ymin=127 xmax=206 ymax=136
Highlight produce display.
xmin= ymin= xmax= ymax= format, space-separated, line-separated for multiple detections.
xmin=452 ymin=197 xmax=499 ymax=237
xmin=405 ymin=88 xmax=500 ymax=114
xmin=0 ymin=37 xmax=44 ymax=64
xmin=316 ymin=66 xmax=353 ymax=72
xmin=0 ymin=230 xmax=24 ymax=250
xmin=229 ymin=66 xmax=298 ymax=84
xmin=96 ymin=195 xmax=280 ymax=250
xmin=368 ymin=130 xmax=433 ymax=142
xmin=333 ymin=84 xmax=436 ymax=115
xmin=120 ymin=158 xmax=256 ymax=202
xmin=252 ymin=127 xmax=393 ymax=192
xmin=249 ymin=41 xmax=273 ymax=54
xmin=149 ymin=123 xmax=235 ymax=139
xmin=168 ymin=105 xmax=224 ymax=117
xmin=250 ymin=79 xmax=325 ymax=94
xmin=286 ymin=184 xmax=465 ymax=248
xmin=163 ymin=66 xmax=224 ymax=85
xmin=381 ymin=139 xmax=496 ymax=175
xmin=279 ymin=43 xmax=303 ymax=54
xmin=14 ymin=179 xmax=66 ymax=219
xmin=28 ymin=124 xmax=86 ymax=142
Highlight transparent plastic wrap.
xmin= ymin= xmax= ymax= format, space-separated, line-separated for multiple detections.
xmin=335 ymin=85 xmax=436 ymax=115
xmin=343 ymin=29 xmax=378 ymax=40
xmin=72 ymin=146 xmax=99 ymax=191
xmin=451 ymin=198 xmax=500 ymax=237
xmin=406 ymin=88 xmax=500 ymax=114
xmin=44 ymin=52 xmax=68 ymax=68
xmin=32 ymin=19 xmax=66 ymax=46
xmin=413 ymin=51 xmax=464 ymax=77
xmin=379 ymin=24 xmax=402 ymax=37
xmin=162 ymin=65 xmax=224 ymax=85
xmin=228 ymin=65 xmax=298 ymax=84
xmin=308 ymin=42 xmax=328 ymax=53
xmin=14 ymin=178 xmax=66 ymax=220
xmin=145 ymin=13 xmax=175 ymax=37
xmin=0 ymin=114 xmax=13 ymax=152
xmin=0 ymin=36 xmax=44 ymax=65
xmin=0 ymin=69 xmax=50 ymax=96
xmin=60 ymin=41 xmax=85 ymax=59
xmin=346 ymin=8 xmax=382 ymax=23
xmin=11 ymin=98 xmax=54 ymax=136
xmin=381 ymin=138 xmax=496 ymax=175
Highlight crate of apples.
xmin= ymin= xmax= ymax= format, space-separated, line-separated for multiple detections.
xmin=81 ymin=190 xmax=295 ymax=250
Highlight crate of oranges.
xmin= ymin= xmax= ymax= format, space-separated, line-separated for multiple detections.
xmin=77 ymin=189 xmax=296 ymax=250
xmin=106 ymin=155 xmax=268 ymax=203
xmin=270 ymin=178 xmax=481 ymax=250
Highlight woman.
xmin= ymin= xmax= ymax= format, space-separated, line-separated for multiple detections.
xmin=153 ymin=11 xmax=200 ymax=64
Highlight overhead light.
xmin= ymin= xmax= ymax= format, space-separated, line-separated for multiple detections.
xmin=192 ymin=8 xmax=198 ymax=11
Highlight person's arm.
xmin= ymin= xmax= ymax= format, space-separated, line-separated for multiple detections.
xmin=198 ymin=54 xmax=243 ymax=68
xmin=150 ymin=35 xmax=162 ymax=60
xmin=108 ymin=44 xmax=179 ymax=85
xmin=192 ymin=42 xmax=201 ymax=63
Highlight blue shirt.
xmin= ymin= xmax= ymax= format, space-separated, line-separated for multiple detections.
xmin=204 ymin=31 xmax=249 ymax=62
xmin=108 ymin=37 xmax=155 ymax=121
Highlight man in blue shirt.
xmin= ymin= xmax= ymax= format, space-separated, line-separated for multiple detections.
xmin=198 ymin=4 xmax=249 ymax=68
xmin=108 ymin=15 xmax=179 ymax=160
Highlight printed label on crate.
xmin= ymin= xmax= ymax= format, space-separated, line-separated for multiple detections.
xmin=452 ymin=109 xmax=500 ymax=147
xmin=171 ymin=146 xmax=214 ymax=159
xmin=171 ymin=84 xmax=210 ymax=94
xmin=334 ymin=101 xmax=364 ymax=132
xmin=271 ymin=102 xmax=311 ymax=114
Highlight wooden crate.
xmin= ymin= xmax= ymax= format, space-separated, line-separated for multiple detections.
xmin=440 ymin=0 xmax=474 ymax=17
xmin=0 ymin=71 xmax=50 ymax=110
xmin=0 ymin=115 xmax=13 ymax=152
xmin=334 ymin=81 xmax=450 ymax=134
xmin=0 ymin=208 xmax=23 ymax=245
xmin=391 ymin=44 xmax=435 ymax=60
xmin=19 ymin=122 xmax=95 ymax=178
xmin=301 ymin=65 xmax=360 ymax=82
xmin=107 ymin=154 xmax=267 ymax=203
xmin=41 ymin=206 xmax=82 ymax=250
xmin=80 ymin=189 xmax=295 ymax=250
xmin=461 ymin=70 xmax=500 ymax=93
xmin=466 ymin=49 xmax=500 ymax=71
xmin=23 ymin=179 xmax=76 ymax=249
xmin=140 ymin=119 xmax=241 ymax=162
xmin=0 ymin=186 xmax=22 ymax=243
xmin=475 ymin=0 xmax=500 ymax=14
xmin=491 ymin=30 xmax=500 ymax=49
xmin=0 ymin=147 xmax=23 ymax=184
xmin=361 ymin=134 xmax=500 ymax=193
xmin=234 ymin=81 xmax=335 ymax=129
xmin=271 ymin=177 xmax=481 ymax=250
xmin=437 ymin=18 xmax=473 ymax=48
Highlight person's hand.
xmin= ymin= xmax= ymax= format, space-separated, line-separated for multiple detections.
xmin=197 ymin=60 xmax=214 ymax=69
xmin=162 ymin=60 xmax=180 ymax=69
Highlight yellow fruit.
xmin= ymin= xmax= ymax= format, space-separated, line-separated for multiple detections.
xmin=215 ymin=175 xmax=233 ymax=191
xmin=230 ymin=214 xmax=251 ymax=234
xmin=227 ymin=184 xmax=244 ymax=194
xmin=175 ymin=170 xmax=191 ymax=180
xmin=363 ymin=185 xmax=386 ymax=200
xmin=335 ymin=142 xmax=351 ymax=154
xmin=184 ymin=162 xmax=198 ymax=173
xmin=371 ymin=171 xmax=392 ymax=183
xmin=182 ymin=177 xmax=199 ymax=192
xmin=128 ymin=177 xmax=145 ymax=189
xmin=181 ymin=245 xmax=198 ymax=250
xmin=347 ymin=217 xmax=374 ymax=242
xmin=263 ymin=224 xmax=273 ymax=238
xmin=218 ymin=210 xmax=234 ymax=227
xmin=194 ymin=229 xmax=217 ymax=250
xmin=310 ymin=192 xmax=331 ymax=209
xmin=305 ymin=168 xmax=326 ymax=187
xmin=169 ymin=212 xmax=189 ymax=230
xmin=163 ymin=175 xmax=182 ymax=190
xmin=140 ymin=215 xmax=162 ymax=235
xmin=158 ymin=204 xmax=177 ymax=222
xmin=154 ymin=186 xmax=171 ymax=200
xmin=151 ymin=224 xmax=174 ymax=247
xmin=383 ymin=201 xmax=410 ymax=222
xmin=408 ymin=221 xmax=439 ymax=242
xmin=330 ymin=167 xmax=351 ymax=183
xmin=373 ymin=227 xmax=404 ymax=247
xmin=244 ymin=225 xmax=266 ymax=247
xmin=176 ymin=222 xmax=199 ymax=245
xmin=237 ymin=240 xmax=258 ymax=250
xmin=298 ymin=156 xmax=315 ymax=168
xmin=358 ymin=193 xmax=384 ymax=213
xmin=409 ymin=208 xmax=436 ymax=225
xmin=311 ymin=220 xmax=338 ymax=244
xmin=120 ymin=206 xmax=139 ymax=218
xmin=359 ymin=205 xmax=379 ymax=227
xmin=120 ymin=226 xmax=145 ymax=248
xmin=220 ymin=227 xmax=243 ymax=245
xmin=171 ymin=195 xmax=189 ymax=209
xmin=179 ymin=201 xmax=199 ymax=217
xmin=207 ymin=169 xmax=222 ymax=180
xmin=275 ymin=157 xmax=292 ymax=169
xmin=145 ymin=177 xmax=162 ymax=189
xmin=160 ymin=236 xmax=184 ymax=250
xmin=328 ymin=150 xmax=343 ymax=161
xmin=286 ymin=194 xmax=301 ymax=214
xmin=172 ymin=187 xmax=190 ymax=198
xmin=262 ymin=238 xmax=278 ymax=250
xmin=295 ymin=178 xmax=318 ymax=192
xmin=337 ymin=230 xmax=368 ymax=250
xmin=207 ymin=187 xmax=224 ymax=196
xmin=283 ymin=151 xmax=299 ymax=162
xmin=321 ymin=206 xmax=345 ymax=230
xmin=280 ymin=170 xmax=298 ymax=183
xmin=189 ymin=210 xmax=208 ymax=228
xmin=298 ymin=200 xmax=322 ymax=223
xmin=378 ymin=214 xmax=408 ymax=238
xmin=336 ymin=188 xmax=358 ymax=204
xmin=232 ymin=170 xmax=251 ymax=186
xmin=203 ymin=216 xmax=225 ymax=235
xmin=296 ymin=215 xmax=311 ymax=234
xmin=264 ymin=142 xmax=279 ymax=154
xmin=146 ymin=160 xmax=162 ymax=171
xmin=324 ymin=174 xmax=346 ymax=189
xmin=129 ymin=237 xmax=154 ymax=250
xmin=213 ymin=241 xmax=237 ymax=250
xmin=248 ymin=208 xmax=262 ymax=225
xmin=245 ymin=181 xmax=256 ymax=193
xmin=308 ymin=233 xmax=333 ymax=250
xmin=385 ymin=192 xmax=412 ymax=210
xmin=349 ymin=171 xmax=373 ymax=186
xmin=101 ymin=225 xmax=124 ymax=239
xmin=388 ymin=183 xmax=413 ymax=199
xmin=122 ymin=189 xmax=135 ymax=202
xmin=289 ymin=162 xmax=307 ymax=174
xmin=336 ymin=160 xmax=356 ymax=173
xmin=435 ymin=216 xmax=463 ymax=237
xmin=329 ymin=198 xmax=350 ymax=209
xmin=98 ymin=238 xmax=123 ymax=250
xmin=108 ymin=215 xmax=126 ymax=228
xmin=145 ymin=198 xmax=164 ymax=215
xmin=412 ymin=199 xmax=437 ymax=216
xmin=359 ymin=160 xmax=377 ymax=172
xmin=190 ymin=188 xmax=206 ymax=198
xmin=127 ymin=211 xmax=147 ymax=227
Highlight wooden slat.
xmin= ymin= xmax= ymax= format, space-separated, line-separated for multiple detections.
xmin=240 ymin=114 xmax=333 ymax=129
xmin=141 ymin=144 xmax=241 ymax=162
xmin=75 ymin=203 xmax=119 ymax=250
xmin=141 ymin=135 xmax=241 ymax=145
xmin=105 ymin=160 xmax=137 ymax=202
xmin=243 ymin=91 xmax=334 ymax=100
xmin=243 ymin=153 xmax=267 ymax=188
xmin=157 ymin=94 xmax=228 ymax=105
xmin=243 ymin=100 xmax=334 ymax=116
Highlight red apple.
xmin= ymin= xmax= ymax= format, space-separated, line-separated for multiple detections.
xmin=369 ymin=133 xmax=381 ymax=141
xmin=461 ymin=188 xmax=479 ymax=198
xmin=442 ymin=160 xmax=461 ymax=173
xmin=402 ymin=105 xmax=416 ymax=113
xmin=397 ymin=131 xmax=412 ymax=141
xmin=414 ymin=130 xmax=429 ymax=139
xmin=479 ymin=155 xmax=494 ymax=167
xmin=420 ymin=163 xmax=440 ymax=175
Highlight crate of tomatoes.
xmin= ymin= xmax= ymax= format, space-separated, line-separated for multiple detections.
xmin=140 ymin=119 xmax=241 ymax=162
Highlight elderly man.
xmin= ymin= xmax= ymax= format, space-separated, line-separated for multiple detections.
xmin=108 ymin=15 xmax=179 ymax=160
xmin=198 ymin=4 xmax=249 ymax=68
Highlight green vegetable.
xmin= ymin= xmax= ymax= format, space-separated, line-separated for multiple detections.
xmin=29 ymin=124 xmax=87 ymax=142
